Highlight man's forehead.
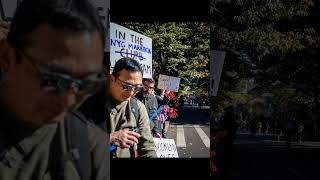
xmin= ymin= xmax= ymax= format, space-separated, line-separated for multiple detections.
xmin=28 ymin=24 xmax=95 ymax=44
xmin=24 ymin=24 xmax=104 ymax=77
xmin=144 ymin=80 xmax=154 ymax=85
xmin=119 ymin=69 xmax=142 ymax=78
xmin=118 ymin=70 xmax=142 ymax=83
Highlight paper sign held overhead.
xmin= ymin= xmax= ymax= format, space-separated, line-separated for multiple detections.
xmin=0 ymin=0 xmax=19 ymax=20
xmin=91 ymin=0 xmax=110 ymax=53
xmin=210 ymin=50 xmax=225 ymax=96
xmin=110 ymin=22 xmax=153 ymax=79
xmin=157 ymin=74 xmax=181 ymax=92
xmin=153 ymin=138 xmax=179 ymax=158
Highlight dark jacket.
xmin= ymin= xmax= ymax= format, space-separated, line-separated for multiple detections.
xmin=105 ymin=97 xmax=156 ymax=158
xmin=0 ymin=112 xmax=109 ymax=180
xmin=135 ymin=92 xmax=158 ymax=119
xmin=135 ymin=92 xmax=160 ymax=134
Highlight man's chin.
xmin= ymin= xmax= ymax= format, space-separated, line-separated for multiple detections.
xmin=115 ymin=96 xmax=130 ymax=102
xmin=52 ymin=112 xmax=68 ymax=122
xmin=121 ymin=95 xmax=131 ymax=101
xmin=44 ymin=111 xmax=67 ymax=124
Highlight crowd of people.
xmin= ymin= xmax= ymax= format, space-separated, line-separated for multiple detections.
xmin=185 ymin=94 xmax=209 ymax=107
xmin=0 ymin=0 xmax=185 ymax=179
xmin=210 ymin=104 xmax=309 ymax=177
xmin=0 ymin=0 xmax=109 ymax=179
xmin=242 ymin=111 xmax=305 ymax=145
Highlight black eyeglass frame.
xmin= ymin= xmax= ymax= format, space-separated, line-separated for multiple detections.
xmin=16 ymin=49 xmax=107 ymax=95
xmin=116 ymin=77 xmax=144 ymax=93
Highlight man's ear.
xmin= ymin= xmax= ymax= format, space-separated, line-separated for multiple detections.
xmin=0 ymin=39 xmax=16 ymax=72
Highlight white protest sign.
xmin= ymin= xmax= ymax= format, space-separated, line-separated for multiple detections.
xmin=0 ymin=0 xmax=19 ymax=20
xmin=110 ymin=22 xmax=153 ymax=79
xmin=91 ymin=0 xmax=110 ymax=53
xmin=157 ymin=74 xmax=181 ymax=92
xmin=210 ymin=50 xmax=225 ymax=96
xmin=153 ymin=138 xmax=179 ymax=158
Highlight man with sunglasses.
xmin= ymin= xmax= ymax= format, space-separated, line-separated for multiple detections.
xmin=0 ymin=0 xmax=109 ymax=179
xmin=107 ymin=57 xmax=156 ymax=158
xmin=135 ymin=78 xmax=161 ymax=138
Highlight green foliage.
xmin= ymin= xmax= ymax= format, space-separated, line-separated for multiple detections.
xmin=210 ymin=0 xmax=320 ymax=116
xmin=116 ymin=22 xmax=210 ymax=96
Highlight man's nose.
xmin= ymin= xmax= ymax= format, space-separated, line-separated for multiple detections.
xmin=128 ymin=90 xmax=135 ymax=97
xmin=50 ymin=91 xmax=76 ymax=113
xmin=63 ymin=92 xmax=77 ymax=107
xmin=64 ymin=86 xmax=79 ymax=107
xmin=124 ymin=89 xmax=136 ymax=97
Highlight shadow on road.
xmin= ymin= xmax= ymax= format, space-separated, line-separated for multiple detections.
xmin=170 ymin=104 xmax=210 ymax=126
xmin=227 ymin=133 xmax=320 ymax=180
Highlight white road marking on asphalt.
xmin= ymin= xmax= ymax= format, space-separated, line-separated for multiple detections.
xmin=176 ymin=125 xmax=186 ymax=147
xmin=194 ymin=125 xmax=210 ymax=148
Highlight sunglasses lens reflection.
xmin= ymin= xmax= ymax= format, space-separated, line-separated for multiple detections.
xmin=122 ymin=83 xmax=143 ymax=92
xmin=41 ymin=74 xmax=105 ymax=95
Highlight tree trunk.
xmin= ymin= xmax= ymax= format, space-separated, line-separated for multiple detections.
xmin=312 ymin=89 xmax=320 ymax=137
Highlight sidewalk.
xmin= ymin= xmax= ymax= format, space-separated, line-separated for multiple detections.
xmin=184 ymin=103 xmax=210 ymax=109
xmin=235 ymin=130 xmax=320 ymax=148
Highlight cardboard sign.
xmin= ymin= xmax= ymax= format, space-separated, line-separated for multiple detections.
xmin=210 ymin=50 xmax=225 ymax=96
xmin=110 ymin=22 xmax=153 ymax=79
xmin=153 ymin=138 xmax=179 ymax=158
xmin=157 ymin=74 xmax=181 ymax=92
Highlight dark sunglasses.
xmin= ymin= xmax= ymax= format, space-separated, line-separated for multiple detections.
xmin=18 ymin=50 xmax=106 ymax=95
xmin=116 ymin=78 xmax=144 ymax=93
xmin=145 ymin=84 xmax=154 ymax=89
xmin=40 ymin=72 xmax=106 ymax=95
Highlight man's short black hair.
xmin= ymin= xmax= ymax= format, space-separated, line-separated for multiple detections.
xmin=143 ymin=78 xmax=154 ymax=83
xmin=112 ymin=57 xmax=143 ymax=77
xmin=7 ymin=0 xmax=105 ymax=61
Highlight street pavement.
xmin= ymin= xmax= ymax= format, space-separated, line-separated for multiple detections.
xmin=165 ymin=103 xmax=210 ymax=158
xmin=228 ymin=130 xmax=320 ymax=180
